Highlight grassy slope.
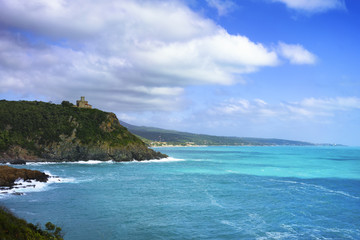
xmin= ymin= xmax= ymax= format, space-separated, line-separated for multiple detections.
xmin=0 ymin=100 xmax=142 ymax=151
xmin=0 ymin=206 xmax=63 ymax=240
xmin=0 ymin=100 xmax=166 ymax=161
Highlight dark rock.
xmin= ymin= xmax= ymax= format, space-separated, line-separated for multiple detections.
xmin=12 ymin=192 xmax=24 ymax=195
xmin=0 ymin=166 xmax=49 ymax=188
xmin=9 ymin=159 xmax=27 ymax=165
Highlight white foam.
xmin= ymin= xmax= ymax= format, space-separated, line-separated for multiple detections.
xmin=26 ymin=160 xmax=115 ymax=165
xmin=281 ymin=223 xmax=360 ymax=239
xmin=204 ymin=189 xmax=225 ymax=208
xmin=24 ymin=162 xmax=57 ymax=165
xmin=0 ymin=171 xmax=76 ymax=197
xmin=220 ymin=220 xmax=242 ymax=232
xmin=269 ymin=179 xmax=360 ymax=199
xmin=44 ymin=171 xmax=76 ymax=183
xmin=131 ymin=157 xmax=184 ymax=163
xmin=67 ymin=160 xmax=114 ymax=165
xmin=264 ymin=231 xmax=295 ymax=240
xmin=15 ymin=158 xmax=182 ymax=165
xmin=0 ymin=178 xmax=49 ymax=197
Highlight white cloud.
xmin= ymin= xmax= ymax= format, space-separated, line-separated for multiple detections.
xmin=278 ymin=42 xmax=316 ymax=64
xmin=0 ymin=0 xmax=217 ymax=41
xmin=135 ymin=30 xmax=279 ymax=85
xmin=272 ymin=0 xmax=346 ymax=13
xmin=211 ymin=98 xmax=277 ymax=119
xmin=206 ymin=0 xmax=236 ymax=16
xmin=300 ymin=97 xmax=360 ymax=111
xmin=211 ymin=97 xmax=360 ymax=121
xmin=0 ymin=0 xmax=314 ymax=112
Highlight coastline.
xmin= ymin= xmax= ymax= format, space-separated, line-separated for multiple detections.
xmin=151 ymin=144 xmax=345 ymax=148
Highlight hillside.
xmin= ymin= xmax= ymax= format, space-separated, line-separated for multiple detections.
xmin=120 ymin=121 xmax=314 ymax=146
xmin=0 ymin=100 xmax=166 ymax=162
xmin=0 ymin=206 xmax=63 ymax=240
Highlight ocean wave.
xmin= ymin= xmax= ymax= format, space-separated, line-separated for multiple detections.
xmin=204 ymin=189 xmax=225 ymax=208
xmin=25 ymin=162 xmax=62 ymax=165
xmin=281 ymin=223 xmax=360 ymax=240
xmin=257 ymin=231 xmax=295 ymax=240
xmin=269 ymin=179 xmax=360 ymax=200
xmin=131 ymin=157 xmax=185 ymax=163
xmin=0 ymin=171 xmax=76 ymax=198
xmin=220 ymin=220 xmax=242 ymax=232
xmin=0 ymin=179 xmax=48 ymax=196
xmin=26 ymin=160 xmax=115 ymax=165
xmin=23 ymin=158 xmax=183 ymax=165
xmin=67 ymin=160 xmax=114 ymax=164
xmin=44 ymin=171 xmax=76 ymax=183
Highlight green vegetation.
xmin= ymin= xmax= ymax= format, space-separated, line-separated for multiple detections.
xmin=0 ymin=100 xmax=166 ymax=162
xmin=120 ymin=121 xmax=314 ymax=146
xmin=0 ymin=206 xmax=63 ymax=240
xmin=0 ymin=100 xmax=140 ymax=150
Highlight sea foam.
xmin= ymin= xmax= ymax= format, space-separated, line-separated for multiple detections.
xmin=26 ymin=160 xmax=115 ymax=165
xmin=131 ymin=157 xmax=184 ymax=163
xmin=0 ymin=171 xmax=75 ymax=197
xmin=269 ymin=179 xmax=360 ymax=199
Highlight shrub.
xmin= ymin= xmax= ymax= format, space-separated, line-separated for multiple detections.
xmin=0 ymin=206 xmax=64 ymax=240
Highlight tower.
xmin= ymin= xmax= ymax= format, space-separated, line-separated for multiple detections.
xmin=76 ymin=96 xmax=92 ymax=108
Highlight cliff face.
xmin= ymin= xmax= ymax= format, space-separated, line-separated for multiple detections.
xmin=0 ymin=100 xmax=167 ymax=162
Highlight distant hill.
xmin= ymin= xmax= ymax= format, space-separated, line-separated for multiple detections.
xmin=0 ymin=100 xmax=166 ymax=162
xmin=119 ymin=121 xmax=315 ymax=146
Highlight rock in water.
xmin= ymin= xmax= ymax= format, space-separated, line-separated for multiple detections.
xmin=0 ymin=165 xmax=49 ymax=188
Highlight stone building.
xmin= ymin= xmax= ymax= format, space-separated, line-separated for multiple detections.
xmin=76 ymin=96 xmax=92 ymax=109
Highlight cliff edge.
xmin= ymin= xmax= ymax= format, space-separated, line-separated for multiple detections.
xmin=0 ymin=100 xmax=167 ymax=162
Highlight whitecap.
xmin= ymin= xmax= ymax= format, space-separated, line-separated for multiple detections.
xmin=220 ymin=220 xmax=242 ymax=232
xmin=23 ymin=162 xmax=60 ymax=166
xmin=26 ymin=160 xmax=115 ymax=165
xmin=67 ymin=160 xmax=114 ymax=165
xmin=131 ymin=157 xmax=184 ymax=163
xmin=264 ymin=231 xmax=295 ymax=240
xmin=308 ymin=184 xmax=360 ymax=200
xmin=204 ymin=189 xmax=225 ymax=208
xmin=17 ymin=158 xmax=181 ymax=165
xmin=269 ymin=179 xmax=360 ymax=200
xmin=44 ymin=171 xmax=76 ymax=183
xmin=0 ymin=179 xmax=48 ymax=196
xmin=0 ymin=171 xmax=76 ymax=197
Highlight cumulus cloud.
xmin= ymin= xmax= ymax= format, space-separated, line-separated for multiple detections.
xmin=135 ymin=31 xmax=279 ymax=85
xmin=272 ymin=0 xmax=346 ymax=13
xmin=277 ymin=42 xmax=316 ymax=64
xmin=0 ymin=0 xmax=314 ymax=112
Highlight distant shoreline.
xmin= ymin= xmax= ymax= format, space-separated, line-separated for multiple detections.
xmin=152 ymin=144 xmax=345 ymax=148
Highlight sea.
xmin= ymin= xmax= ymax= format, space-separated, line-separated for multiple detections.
xmin=1 ymin=146 xmax=360 ymax=240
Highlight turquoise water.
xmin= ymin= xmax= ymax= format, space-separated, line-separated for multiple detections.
xmin=1 ymin=146 xmax=360 ymax=239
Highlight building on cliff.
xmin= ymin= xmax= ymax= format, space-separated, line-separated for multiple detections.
xmin=76 ymin=96 xmax=92 ymax=109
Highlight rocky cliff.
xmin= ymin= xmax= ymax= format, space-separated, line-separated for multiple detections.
xmin=0 ymin=100 xmax=167 ymax=162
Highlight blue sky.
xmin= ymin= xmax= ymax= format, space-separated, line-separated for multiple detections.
xmin=0 ymin=0 xmax=359 ymax=145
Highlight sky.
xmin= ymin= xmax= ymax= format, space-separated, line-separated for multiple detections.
xmin=0 ymin=0 xmax=359 ymax=145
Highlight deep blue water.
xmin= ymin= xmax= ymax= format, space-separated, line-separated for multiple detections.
xmin=1 ymin=146 xmax=360 ymax=239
